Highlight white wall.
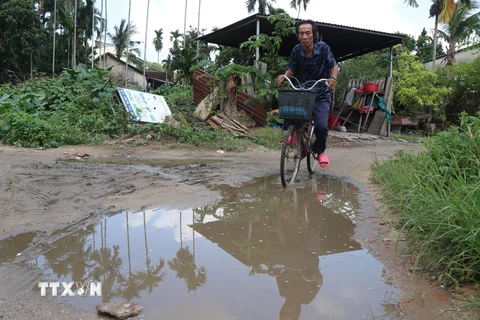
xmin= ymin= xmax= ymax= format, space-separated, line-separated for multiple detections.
xmin=424 ymin=48 xmax=479 ymax=70
xmin=97 ymin=54 xmax=146 ymax=88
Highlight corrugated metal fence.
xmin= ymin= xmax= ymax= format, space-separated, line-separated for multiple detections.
xmin=192 ymin=69 xmax=267 ymax=127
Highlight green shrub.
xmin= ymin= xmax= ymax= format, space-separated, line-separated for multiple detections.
xmin=436 ymin=57 xmax=480 ymax=124
xmin=0 ymin=65 xmax=131 ymax=147
xmin=393 ymin=51 xmax=451 ymax=117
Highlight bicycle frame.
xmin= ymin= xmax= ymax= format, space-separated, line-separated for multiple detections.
xmin=279 ymin=77 xmax=329 ymax=187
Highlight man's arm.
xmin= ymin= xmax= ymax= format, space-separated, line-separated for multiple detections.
xmin=328 ymin=65 xmax=339 ymax=90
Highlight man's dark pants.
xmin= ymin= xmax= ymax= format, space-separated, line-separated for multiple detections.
xmin=282 ymin=99 xmax=330 ymax=155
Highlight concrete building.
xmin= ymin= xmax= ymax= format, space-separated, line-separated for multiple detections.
xmin=95 ymin=52 xmax=146 ymax=88
xmin=423 ymin=47 xmax=479 ymax=70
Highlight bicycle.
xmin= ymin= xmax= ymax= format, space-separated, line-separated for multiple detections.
xmin=278 ymin=76 xmax=329 ymax=188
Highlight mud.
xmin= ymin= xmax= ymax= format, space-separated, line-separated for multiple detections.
xmin=0 ymin=132 xmax=478 ymax=320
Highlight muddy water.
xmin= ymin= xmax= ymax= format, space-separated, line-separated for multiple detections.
xmin=24 ymin=175 xmax=401 ymax=319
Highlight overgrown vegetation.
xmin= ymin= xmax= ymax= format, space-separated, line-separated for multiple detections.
xmin=393 ymin=50 xmax=451 ymax=117
xmin=0 ymin=65 xmax=131 ymax=148
xmin=372 ymin=113 xmax=480 ymax=288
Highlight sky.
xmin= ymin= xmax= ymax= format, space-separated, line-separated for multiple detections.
xmin=97 ymin=0 xmax=440 ymax=64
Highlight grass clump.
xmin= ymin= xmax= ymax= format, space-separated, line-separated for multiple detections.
xmin=372 ymin=113 xmax=480 ymax=286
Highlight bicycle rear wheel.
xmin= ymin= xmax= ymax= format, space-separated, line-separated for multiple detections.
xmin=280 ymin=125 xmax=302 ymax=187
xmin=306 ymin=122 xmax=318 ymax=174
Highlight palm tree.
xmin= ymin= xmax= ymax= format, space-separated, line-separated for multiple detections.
xmin=405 ymin=0 xmax=471 ymax=22
xmin=184 ymin=0 xmax=188 ymax=34
xmin=103 ymin=0 xmax=108 ymax=68
xmin=153 ymin=29 xmax=163 ymax=63
xmin=108 ymin=19 xmax=139 ymax=59
xmin=437 ymin=0 xmax=480 ymax=65
xmin=143 ymin=0 xmax=151 ymax=91
xmin=162 ymin=55 xmax=172 ymax=84
xmin=125 ymin=0 xmax=132 ymax=86
xmin=170 ymin=30 xmax=182 ymax=51
xmin=290 ymin=0 xmax=310 ymax=19
xmin=52 ymin=0 xmax=57 ymax=77
xmin=246 ymin=0 xmax=276 ymax=14
xmin=72 ymin=0 xmax=77 ymax=68
xmin=430 ymin=0 xmax=443 ymax=71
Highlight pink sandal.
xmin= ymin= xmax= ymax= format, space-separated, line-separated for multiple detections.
xmin=318 ymin=153 xmax=329 ymax=168
xmin=278 ymin=136 xmax=298 ymax=145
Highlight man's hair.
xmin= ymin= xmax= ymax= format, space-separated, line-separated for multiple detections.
xmin=296 ymin=19 xmax=319 ymax=42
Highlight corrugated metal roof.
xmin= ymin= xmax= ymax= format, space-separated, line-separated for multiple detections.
xmin=197 ymin=14 xmax=404 ymax=62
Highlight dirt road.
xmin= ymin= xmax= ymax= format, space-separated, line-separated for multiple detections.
xmin=0 ymin=133 xmax=476 ymax=319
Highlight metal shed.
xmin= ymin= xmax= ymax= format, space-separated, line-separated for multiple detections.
xmin=197 ymin=14 xmax=404 ymax=61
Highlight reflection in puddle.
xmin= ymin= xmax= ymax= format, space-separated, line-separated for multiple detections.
xmin=0 ymin=232 xmax=37 ymax=263
xmin=27 ymin=175 xmax=401 ymax=319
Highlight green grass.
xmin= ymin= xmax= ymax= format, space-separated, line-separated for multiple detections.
xmin=389 ymin=133 xmax=424 ymax=142
xmin=247 ymin=127 xmax=284 ymax=150
xmin=371 ymin=113 xmax=480 ymax=310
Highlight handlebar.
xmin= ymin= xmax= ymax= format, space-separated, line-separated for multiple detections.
xmin=281 ymin=76 xmax=330 ymax=91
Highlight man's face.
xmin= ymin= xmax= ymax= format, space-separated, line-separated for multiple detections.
xmin=298 ymin=24 xmax=314 ymax=48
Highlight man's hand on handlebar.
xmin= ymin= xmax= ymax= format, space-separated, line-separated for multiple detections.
xmin=328 ymin=77 xmax=337 ymax=90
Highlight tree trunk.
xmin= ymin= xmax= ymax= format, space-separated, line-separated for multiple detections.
xmin=184 ymin=0 xmax=188 ymax=34
xmin=99 ymin=0 xmax=103 ymax=67
xmin=446 ymin=39 xmax=455 ymax=65
xmin=91 ymin=0 xmax=95 ymax=69
xmin=432 ymin=16 xmax=438 ymax=72
xmin=72 ymin=0 xmax=77 ymax=69
xmin=52 ymin=0 xmax=57 ymax=78
xmin=221 ymin=75 xmax=237 ymax=117
xmin=125 ymin=0 xmax=132 ymax=87
xmin=143 ymin=0 xmax=150 ymax=92
xmin=103 ymin=0 xmax=108 ymax=68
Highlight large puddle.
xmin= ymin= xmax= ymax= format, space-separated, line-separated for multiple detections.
xmin=24 ymin=175 xmax=401 ymax=319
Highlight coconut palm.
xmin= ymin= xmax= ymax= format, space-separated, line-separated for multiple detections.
xmin=290 ymin=0 xmax=310 ymax=19
xmin=246 ymin=0 xmax=276 ymax=15
xmin=153 ymin=29 xmax=163 ymax=63
xmin=162 ymin=54 xmax=172 ymax=84
xmin=437 ymin=0 xmax=480 ymax=65
xmin=170 ymin=30 xmax=182 ymax=51
xmin=405 ymin=0 xmax=471 ymax=23
xmin=72 ymin=0 xmax=77 ymax=68
xmin=429 ymin=0 xmax=443 ymax=71
xmin=108 ymin=18 xmax=140 ymax=59
xmin=184 ymin=0 xmax=188 ymax=34
xmin=143 ymin=0 xmax=151 ymax=91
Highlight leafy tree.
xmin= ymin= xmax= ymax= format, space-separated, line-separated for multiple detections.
xmin=415 ymin=28 xmax=445 ymax=62
xmin=168 ymin=27 xmax=208 ymax=85
xmin=334 ymin=48 xmax=391 ymax=106
xmin=153 ymin=28 xmax=164 ymax=63
xmin=436 ymin=57 xmax=480 ymax=123
xmin=213 ymin=46 xmax=252 ymax=68
xmin=393 ymin=50 xmax=451 ymax=117
xmin=143 ymin=61 xmax=164 ymax=72
xmin=400 ymin=32 xmax=416 ymax=52
xmin=0 ymin=0 xmax=45 ymax=83
xmin=437 ymin=0 xmax=480 ymax=65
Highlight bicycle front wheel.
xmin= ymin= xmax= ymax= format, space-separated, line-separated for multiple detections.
xmin=280 ymin=125 xmax=302 ymax=187
xmin=306 ymin=122 xmax=318 ymax=174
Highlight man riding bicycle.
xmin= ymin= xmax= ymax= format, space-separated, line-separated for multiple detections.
xmin=277 ymin=19 xmax=338 ymax=168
